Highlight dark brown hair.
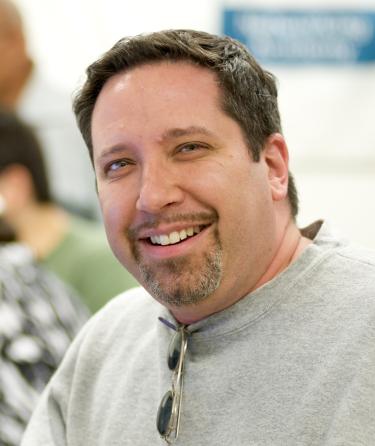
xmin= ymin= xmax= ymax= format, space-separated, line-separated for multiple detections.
xmin=0 ymin=108 xmax=51 ymax=202
xmin=0 ymin=217 xmax=16 ymax=242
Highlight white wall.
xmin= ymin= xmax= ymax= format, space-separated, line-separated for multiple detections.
xmin=13 ymin=0 xmax=221 ymax=90
xmin=12 ymin=0 xmax=375 ymax=247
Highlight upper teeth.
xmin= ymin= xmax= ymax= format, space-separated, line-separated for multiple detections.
xmin=150 ymin=226 xmax=201 ymax=245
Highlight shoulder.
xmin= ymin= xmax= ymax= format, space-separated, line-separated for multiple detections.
xmin=47 ymin=286 xmax=164 ymax=383
xmin=323 ymin=239 xmax=375 ymax=285
xmin=307 ymin=221 xmax=375 ymax=275
xmin=336 ymin=243 xmax=375 ymax=269
xmin=309 ymin=235 xmax=375 ymax=320
xmin=74 ymin=287 xmax=162 ymax=345
xmin=296 ymin=222 xmax=375 ymax=312
xmin=330 ymin=242 xmax=375 ymax=296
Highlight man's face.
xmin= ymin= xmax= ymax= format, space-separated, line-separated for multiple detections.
xmin=92 ymin=62 xmax=282 ymax=318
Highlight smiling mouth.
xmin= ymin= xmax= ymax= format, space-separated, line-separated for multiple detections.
xmin=146 ymin=225 xmax=208 ymax=246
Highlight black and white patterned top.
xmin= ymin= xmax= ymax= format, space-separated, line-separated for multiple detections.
xmin=0 ymin=243 xmax=89 ymax=446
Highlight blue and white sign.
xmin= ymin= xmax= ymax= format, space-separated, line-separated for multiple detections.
xmin=223 ymin=9 xmax=375 ymax=64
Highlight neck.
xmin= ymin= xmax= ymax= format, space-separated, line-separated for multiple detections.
xmin=0 ymin=58 xmax=32 ymax=108
xmin=252 ymin=219 xmax=311 ymax=291
xmin=10 ymin=203 xmax=70 ymax=260
xmin=171 ymin=218 xmax=312 ymax=325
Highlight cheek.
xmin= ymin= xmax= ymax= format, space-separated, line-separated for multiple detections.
xmin=217 ymin=170 xmax=273 ymax=239
xmin=98 ymin=187 xmax=134 ymax=246
xmin=100 ymin=200 xmax=137 ymax=273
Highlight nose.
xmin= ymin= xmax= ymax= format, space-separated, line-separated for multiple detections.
xmin=135 ymin=162 xmax=184 ymax=214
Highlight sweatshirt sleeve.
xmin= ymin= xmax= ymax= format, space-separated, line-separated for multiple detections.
xmin=20 ymin=388 xmax=65 ymax=446
xmin=20 ymin=317 xmax=94 ymax=446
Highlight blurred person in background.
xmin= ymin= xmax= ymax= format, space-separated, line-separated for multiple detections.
xmin=0 ymin=109 xmax=138 ymax=313
xmin=0 ymin=0 xmax=98 ymax=218
xmin=0 ymin=215 xmax=88 ymax=446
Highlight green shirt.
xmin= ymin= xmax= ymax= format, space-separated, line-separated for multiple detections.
xmin=42 ymin=217 xmax=138 ymax=312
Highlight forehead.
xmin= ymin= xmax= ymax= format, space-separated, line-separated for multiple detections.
xmin=100 ymin=60 xmax=219 ymax=95
xmin=91 ymin=61 xmax=225 ymax=148
xmin=95 ymin=61 xmax=221 ymax=114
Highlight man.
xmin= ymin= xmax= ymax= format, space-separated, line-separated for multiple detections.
xmin=0 ymin=110 xmax=138 ymax=312
xmin=0 ymin=0 xmax=98 ymax=218
xmin=22 ymin=30 xmax=375 ymax=445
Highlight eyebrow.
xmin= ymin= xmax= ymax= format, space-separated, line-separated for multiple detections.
xmin=96 ymin=125 xmax=214 ymax=163
xmin=96 ymin=144 xmax=129 ymax=165
xmin=159 ymin=126 xmax=215 ymax=142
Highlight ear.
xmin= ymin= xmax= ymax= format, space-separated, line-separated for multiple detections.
xmin=262 ymin=133 xmax=289 ymax=202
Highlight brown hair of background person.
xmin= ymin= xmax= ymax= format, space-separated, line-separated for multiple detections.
xmin=73 ymin=29 xmax=298 ymax=217
xmin=0 ymin=216 xmax=16 ymax=242
xmin=0 ymin=108 xmax=51 ymax=202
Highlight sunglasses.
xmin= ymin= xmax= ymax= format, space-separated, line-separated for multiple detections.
xmin=156 ymin=324 xmax=188 ymax=444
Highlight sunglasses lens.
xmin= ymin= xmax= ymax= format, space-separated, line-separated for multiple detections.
xmin=168 ymin=330 xmax=183 ymax=370
xmin=156 ymin=390 xmax=174 ymax=436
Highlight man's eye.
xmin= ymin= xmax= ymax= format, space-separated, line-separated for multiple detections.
xmin=107 ymin=159 xmax=129 ymax=172
xmin=178 ymin=143 xmax=201 ymax=153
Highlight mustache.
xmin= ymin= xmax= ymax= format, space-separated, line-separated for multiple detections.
xmin=127 ymin=211 xmax=218 ymax=240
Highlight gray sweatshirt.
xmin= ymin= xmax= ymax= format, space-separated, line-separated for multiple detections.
xmin=22 ymin=222 xmax=375 ymax=445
